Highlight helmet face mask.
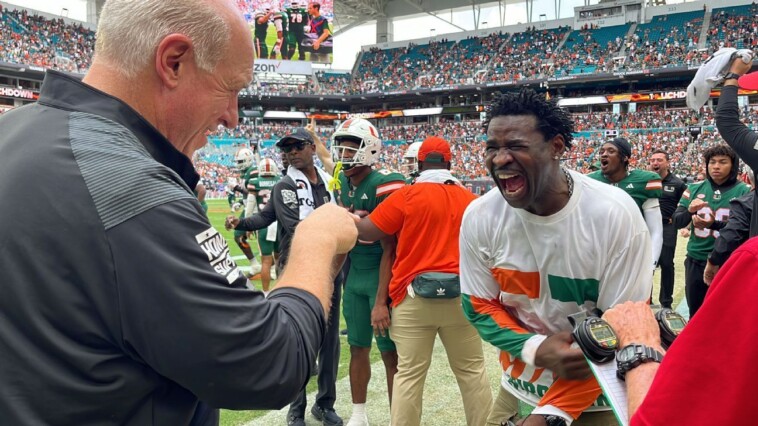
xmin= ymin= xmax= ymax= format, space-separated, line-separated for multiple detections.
xmin=235 ymin=148 xmax=255 ymax=171
xmin=258 ymin=158 xmax=279 ymax=177
xmin=330 ymin=118 xmax=381 ymax=169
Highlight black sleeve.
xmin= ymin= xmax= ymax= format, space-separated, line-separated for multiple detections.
xmin=236 ymin=198 xmax=276 ymax=231
xmin=269 ymin=178 xmax=303 ymax=235
xmin=709 ymin=198 xmax=752 ymax=266
xmin=716 ymin=85 xmax=758 ymax=171
xmin=672 ymin=205 xmax=693 ymax=229
xmin=109 ymin=199 xmax=324 ymax=410
xmin=709 ymin=220 xmax=727 ymax=231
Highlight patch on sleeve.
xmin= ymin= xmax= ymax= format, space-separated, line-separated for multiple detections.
xmin=282 ymin=189 xmax=298 ymax=209
xmin=195 ymin=227 xmax=243 ymax=284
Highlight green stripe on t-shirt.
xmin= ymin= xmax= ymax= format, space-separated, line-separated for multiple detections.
xmin=548 ymin=275 xmax=599 ymax=305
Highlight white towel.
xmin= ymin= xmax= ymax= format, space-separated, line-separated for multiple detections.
xmin=687 ymin=48 xmax=754 ymax=111
xmin=414 ymin=169 xmax=462 ymax=185
xmin=286 ymin=165 xmax=336 ymax=220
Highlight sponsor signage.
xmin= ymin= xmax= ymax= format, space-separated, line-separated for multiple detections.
xmin=254 ymin=59 xmax=313 ymax=75
xmin=0 ymin=86 xmax=38 ymax=100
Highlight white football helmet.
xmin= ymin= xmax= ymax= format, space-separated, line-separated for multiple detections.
xmin=235 ymin=147 xmax=255 ymax=171
xmin=331 ymin=118 xmax=382 ymax=168
xmin=402 ymin=141 xmax=423 ymax=175
xmin=291 ymin=0 xmax=299 ymax=7
xmin=258 ymin=158 xmax=279 ymax=177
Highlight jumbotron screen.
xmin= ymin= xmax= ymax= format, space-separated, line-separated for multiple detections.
xmin=237 ymin=0 xmax=334 ymax=63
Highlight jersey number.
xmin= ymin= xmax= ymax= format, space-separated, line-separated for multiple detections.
xmin=693 ymin=207 xmax=729 ymax=239
xmin=290 ymin=13 xmax=303 ymax=23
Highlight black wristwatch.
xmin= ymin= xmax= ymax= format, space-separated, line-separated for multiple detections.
xmin=542 ymin=415 xmax=568 ymax=426
xmin=616 ymin=344 xmax=664 ymax=381
xmin=724 ymin=72 xmax=741 ymax=81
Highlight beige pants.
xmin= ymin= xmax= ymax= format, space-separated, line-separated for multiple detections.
xmin=390 ymin=295 xmax=493 ymax=426
xmin=486 ymin=386 xmax=619 ymax=426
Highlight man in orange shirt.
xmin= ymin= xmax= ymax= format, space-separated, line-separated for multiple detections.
xmin=356 ymin=136 xmax=492 ymax=426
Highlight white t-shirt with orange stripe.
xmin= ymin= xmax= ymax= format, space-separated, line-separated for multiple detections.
xmin=460 ymin=170 xmax=652 ymax=423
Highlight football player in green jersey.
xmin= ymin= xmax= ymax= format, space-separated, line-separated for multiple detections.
xmin=234 ymin=147 xmax=263 ymax=277
xmin=249 ymin=158 xmax=281 ymax=292
xmin=331 ymin=118 xmax=404 ymax=426
xmin=672 ymin=144 xmax=750 ymax=317
xmin=589 ymin=137 xmax=663 ymax=267
xmin=286 ymin=0 xmax=309 ymax=60
xmin=401 ymin=141 xmax=422 ymax=184
xmin=253 ymin=3 xmax=274 ymax=59
xmin=270 ymin=8 xmax=286 ymax=59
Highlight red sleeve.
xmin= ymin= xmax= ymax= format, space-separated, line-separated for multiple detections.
xmin=632 ymin=238 xmax=758 ymax=425
xmin=368 ymin=188 xmax=406 ymax=236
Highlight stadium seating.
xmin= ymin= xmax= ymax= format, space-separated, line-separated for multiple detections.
xmin=551 ymin=24 xmax=629 ymax=76
xmin=708 ymin=4 xmax=758 ymax=53
xmin=487 ymin=26 xmax=571 ymax=82
xmin=624 ymin=10 xmax=705 ymax=70
xmin=0 ymin=7 xmax=95 ymax=72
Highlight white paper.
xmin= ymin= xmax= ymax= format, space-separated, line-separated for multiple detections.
xmin=587 ymin=359 xmax=629 ymax=426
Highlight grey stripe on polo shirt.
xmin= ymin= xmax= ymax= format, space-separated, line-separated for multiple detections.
xmin=68 ymin=112 xmax=194 ymax=230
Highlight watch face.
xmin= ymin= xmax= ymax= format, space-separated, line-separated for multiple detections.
xmin=618 ymin=345 xmax=637 ymax=362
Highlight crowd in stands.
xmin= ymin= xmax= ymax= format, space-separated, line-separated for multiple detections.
xmin=708 ymin=4 xmax=758 ymax=52
xmin=5 ymin=3 xmax=758 ymax=93
xmin=486 ymin=26 xmax=569 ymax=82
xmin=196 ymin=106 xmax=758 ymax=195
xmin=0 ymin=6 xmax=95 ymax=72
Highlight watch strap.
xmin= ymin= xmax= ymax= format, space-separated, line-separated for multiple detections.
xmin=724 ymin=72 xmax=741 ymax=81
xmin=616 ymin=344 xmax=663 ymax=381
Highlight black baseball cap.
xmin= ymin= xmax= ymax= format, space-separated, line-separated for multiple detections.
xmin=275 ymin=128 xmax=314 ymax=147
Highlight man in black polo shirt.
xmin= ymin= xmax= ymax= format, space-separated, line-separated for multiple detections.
xmin=649 ymin=149 xmax=687 ymax=308
xmin=228 ymin=128 xmax=344 ymax=426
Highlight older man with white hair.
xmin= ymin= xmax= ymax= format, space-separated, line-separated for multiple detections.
xmin=0 ymin=1 xmax=357 ymax=425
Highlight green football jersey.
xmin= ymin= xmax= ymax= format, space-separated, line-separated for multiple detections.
xmin=254 ymin=11 xmax=269 ymax=39
xmin=679 ymin=180 xmax=751 ymax=260
xmin=249 ymin=175 xmax=280 ymax=211
xmin=286 ymin=7 xmax=308 ymax=33
xmin=338 ymin=169 xmax=405 ymax=268
xmin=588 ymin=169 xmax=662 ymax=214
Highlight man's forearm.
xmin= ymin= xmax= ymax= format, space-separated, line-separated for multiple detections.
xmin=716 ymin=85 xmax=758 ymax=169
xmin=375 ymin=237 xmax=395 ymax=306
xmin=626 ymin=359 xmax=661 ymax=419
xmin=277 ymin=225 xmax=338 ymax=314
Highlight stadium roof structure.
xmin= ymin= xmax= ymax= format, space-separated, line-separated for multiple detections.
xmin=333 ymin=0 xmax=560 ymax=36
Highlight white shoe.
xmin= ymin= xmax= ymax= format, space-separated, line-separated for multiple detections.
xmin=346 ymin=413 xmax=369 ymax=426
xmin=248 ymin=263 xmax=262 ymax=276
xmin=270 ymin=268 xmax=278 ymax=280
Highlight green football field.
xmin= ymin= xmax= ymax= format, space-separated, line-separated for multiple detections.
xmin=205 ymin=198 xmax=377 ymax=425
xmin=205 ymin=198 xmax=689 ymax=425
xmin=251 ymin=25 xmax=333 ymax=63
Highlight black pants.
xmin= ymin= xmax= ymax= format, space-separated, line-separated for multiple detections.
xmin=684 ymin=256 xmax=708 ymax=318
xmin=657 ymin=222 xmax=678 ymax=308
xmin=289 ymin=265 xmax=345 ymax=415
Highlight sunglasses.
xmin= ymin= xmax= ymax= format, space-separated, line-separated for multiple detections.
xmin=279 ymin=141 xmax=310 ymax=153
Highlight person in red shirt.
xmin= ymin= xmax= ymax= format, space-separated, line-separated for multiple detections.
xmin=603 ymin=235 xmax=758 ymax=425
xmin=356 ymin=136 xmax=493 ymax=426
